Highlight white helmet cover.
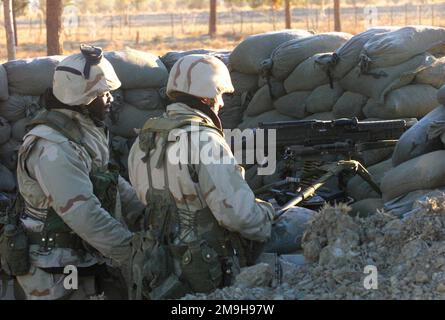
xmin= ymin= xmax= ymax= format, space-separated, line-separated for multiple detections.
xmin=166 ymin=54 xmax=234 ymax=103
xmin=53 ymin=52 xmax=121 ymax=106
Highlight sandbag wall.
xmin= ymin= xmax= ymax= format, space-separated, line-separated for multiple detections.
xmin=0 ymin=48 xmax=170 ymax=191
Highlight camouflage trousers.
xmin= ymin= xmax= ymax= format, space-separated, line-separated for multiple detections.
xmin=15 ymin=265 xmax=127 ymax=300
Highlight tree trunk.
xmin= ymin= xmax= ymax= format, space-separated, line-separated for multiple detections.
xmin=46 ymin=0 xmax=64 ymax=55
xmin=209 ymin=0 xmax=217 ymax=37
xmin=285 ymin=0 xmax=291 ymax=29
xmin=334 ymin=0 xmax=341 ymax=32
xmin=3 ymin=0 xmax=16 ymax=60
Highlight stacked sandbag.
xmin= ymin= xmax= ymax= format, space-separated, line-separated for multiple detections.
xmin=0 ymin=64 xmax=8 ymax=101
xmin=334 ymin=26 xmax=445 ymax=119
xmin=227 ymin=30 xmax=313 ymax=129
xmin=381 ymin=150 xmax=445 ymax=202
xmin=267 ymin=32 xmax=353 ymax=81
xmin=102 ymin=48 xmax=171 ymax=175
xmin=392 ymin=105 xmax=445 ymax=167
xmin=269 ymin=33 xmax=352 ymax=121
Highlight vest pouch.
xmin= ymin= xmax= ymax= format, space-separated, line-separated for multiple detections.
xmin=180 ymin=240 xmax=223 ymax=293
xmin=148 ymin=273 xmax=190 ymax=300
xmin=90 ymin=169 xmax=119 ymax=215
xmin=0 ymin=224 xmax=30 ymax=276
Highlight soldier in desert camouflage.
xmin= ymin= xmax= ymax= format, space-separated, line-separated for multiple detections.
xmin=14 ymin=46 xmax=145 ymax=300
xmin=126 ymin=54 xmax=277 ymax=299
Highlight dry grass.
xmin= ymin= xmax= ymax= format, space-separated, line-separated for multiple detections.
xmin=1 ymin=7 xmax=444 ymax=61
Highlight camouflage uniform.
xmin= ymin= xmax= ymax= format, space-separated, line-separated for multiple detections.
xmin=13 ymin=47 xmax=145 ymax=300
xmin=126 ymin=55 xmax=275 ymax=298
xmin=128 ymin=102 xmax=274 ymax=242
xmin=15 ymin=108 xmax=144 ymax=300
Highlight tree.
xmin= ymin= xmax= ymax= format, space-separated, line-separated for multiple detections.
xmin=285 ymin=0 xmax=291 ymax=29
xmin=46 ymin=0 xmax=64 ymax=55
xmin=209 ymin=0 xmax=217 ymax=37
xmin=3 ymin=0 xmax=16 ymax=60
xmin=333 ymin=0 xmax=341 ymax=31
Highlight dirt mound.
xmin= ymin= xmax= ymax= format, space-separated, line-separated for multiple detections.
xmin=183 ymin=196 xmax=445 ymax=300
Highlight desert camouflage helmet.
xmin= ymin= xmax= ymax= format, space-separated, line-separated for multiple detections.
xmin=53 ymin=45 xmax=121 ymax=106
xmin=166 ymin=54 xmax=234 ymax=105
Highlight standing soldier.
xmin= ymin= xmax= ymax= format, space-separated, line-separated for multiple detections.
xmin=127 ymin=54 xmax=275 ymax=299
xmin=11 ymin=45 xmax=145 ymax=300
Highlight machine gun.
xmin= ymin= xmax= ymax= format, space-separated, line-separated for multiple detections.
xmin=254 ymin=118 xmax=416 ymax=219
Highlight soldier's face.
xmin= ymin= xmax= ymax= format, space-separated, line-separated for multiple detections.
xmin=88 ymin=92 xmax=113 ymax=121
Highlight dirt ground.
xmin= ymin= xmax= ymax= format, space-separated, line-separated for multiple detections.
xmin=184 ymin=195 xmax=445 ymax=300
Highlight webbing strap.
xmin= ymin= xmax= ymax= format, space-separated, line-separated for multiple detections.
xmin=28 ymin=110 xmax=97 ymax=167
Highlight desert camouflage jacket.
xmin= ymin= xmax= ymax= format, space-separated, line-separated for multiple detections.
xmin=128 ymin=102 xmax=274 ymax=242
xmin=16 ymin=109 xmax=144 ymax=268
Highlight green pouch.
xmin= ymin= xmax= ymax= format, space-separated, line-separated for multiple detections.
xmin=0 ymin=224 xmax=30 ymax=276
xmin=90 ymin=168 xmax=119 ymax=215
xmin=180 ymin=240 xmax=223 ymax=293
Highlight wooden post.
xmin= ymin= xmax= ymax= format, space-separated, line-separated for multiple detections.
xmin=285 ymin=0 xmax=291 ymax=29
xmin=333 ymin=0 xmax=341 ymax=32
xmin=209 ymin=0 xmax=217 ymax=37
xmin=240 ymin=10 xmax=244 ymax=34
xmin=46 ymin=0 xmax=64 ymax=56
xmin=12 ymin=0 xmax=18 ymax=46
xmin=3 ymin=0 xmax=16 ymax=60
xmin=405 ymin=4 xmax=408 ymax=26
xmin=432 ymin=5 xmax=435 ymax=26
xmin=171 ymin=13 xmax=175 ymax=38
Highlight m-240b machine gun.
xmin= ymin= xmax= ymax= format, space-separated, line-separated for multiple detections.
xmin=255 ymin=118 xmax=416 ymax=219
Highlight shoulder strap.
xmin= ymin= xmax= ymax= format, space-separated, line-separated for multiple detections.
xmin=138 ymin=115 xmax=223 ymax=169
xmin=27 ymin=110 xmax=97 ymax=163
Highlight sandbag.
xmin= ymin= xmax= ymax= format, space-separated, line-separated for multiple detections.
xmin=361 ymin=146 xmax=394 ymax=167
xmin=273 ymin=91 xmax=310 ymax=119
xmin=363 ymin=84 xmax=439 ymax=119
xmin=11 ymin=117 xmax=31 ymax=141
xmin=0 ymin=163 xmax=16 ymax=192
xmin=223 ymin=93 xmax=243 ymax=110
xmin=0 ymin=95 xmax=41 ymax=122
xmin=392 ymin=106 xmax=445 ymax=167
xmin=340 ymin=53 xmax=433 ymax=103
xmin=0 ymin=116 xmax=11 ymax=145
xmin=381 ymin=150 xmax=445 ymax=202
xmin=350 ymin=198 xmax=384 ymax=218
xmin=305 ymin=83 xmax=343 ymax=114
xmin=332 ymin=92 xmax=367 ymax=118
xmin=245 ymin=85 xmax=274 ymax=117
xmin=105 ymin=48 xmax=169 ymax=89
xmin=0 ymin=64 xmax=8 ymax=101
xmin=361 ymin=26 xmax=445 ymax=71
xmin=257 ymin=77 xmax=286 ymax=99
xmin=415 ymin=56 xmax=445 ymax=88
xmin=107 ymin=103 xmax=164 ymax=138
xmin=0 ymin=139 xmax=21 ymax=171
xmin=284 ymin=53 xmax=332 ymax=93
xmin=269 ymin=32 xmax=352 ymax=80
xmin=219 ymin=106 xmax=244 ymax=129
xmin=315 ymin=27 xmax=395 ymax=80
xmin=303 ymin=112 xmax=336 ymax=120
xmin=238 ymin=110 xmax=294 ymax=130
xmin=231 ymin=72 xmax=258 ymax=95
xmin=123 ymin=89 xmax=165 ymax=110
xmin=4 ymin=56 xmax=65 ymax=95
xmin=347 ymin=158 xmax=393 ymax=201
xmin=229 ymin=30 xmax=312 ymax=74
